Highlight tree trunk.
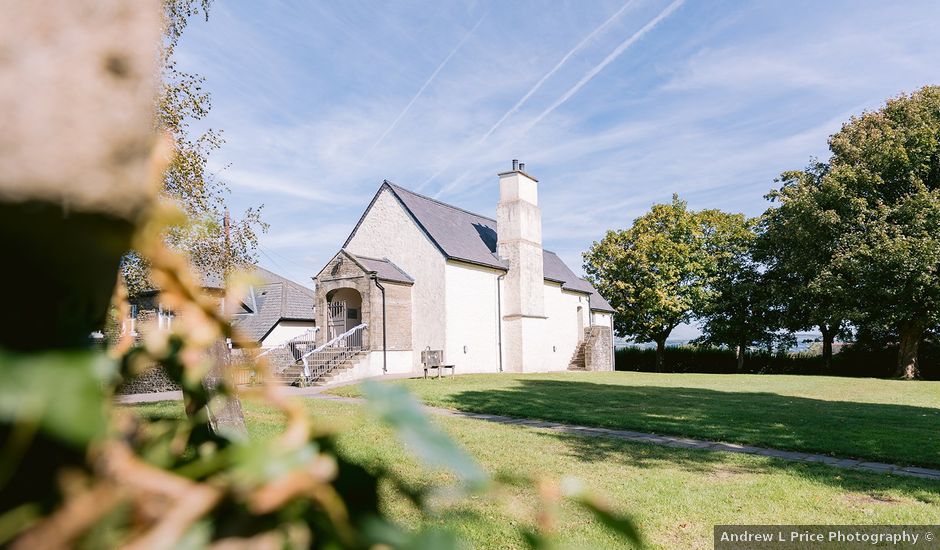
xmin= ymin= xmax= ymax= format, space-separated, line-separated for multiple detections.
xmin=820 ymin=324 xmax=835 ymax=370
xmin=655 ymin=338 xmax=666 ymax=372
xmin=205 ymin=340 xmax=248 ymax=438
xmin=896 ymin=321 xmax=923 ymax=380
xmin=736 ymin=344 xmax=745 ymax=372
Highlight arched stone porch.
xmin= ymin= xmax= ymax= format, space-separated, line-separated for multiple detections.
xmin=314 ymin=255 xmax=373 ymax=349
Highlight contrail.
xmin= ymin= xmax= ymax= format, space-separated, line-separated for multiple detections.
xmin=478 ymin=0 xmax=639 ymax=145
xmin=522 ymin=0 xmax=685 ymax=133
xmin=418 ymin=0 xmax=637 ymax=190
xmin=433 ymin=0 xmax=684 ymax=199
xmin=366 ymin=12 xmax=488 ymax=156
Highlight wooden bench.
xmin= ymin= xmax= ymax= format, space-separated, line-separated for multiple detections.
xmin=421 ymin=349 xmax=455 ymax=379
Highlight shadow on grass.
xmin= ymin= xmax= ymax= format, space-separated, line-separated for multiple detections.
xmin=437 ymin=380 xmax=940 ymax=469
xmin=535 ymin=429 xmax=940 ymax=502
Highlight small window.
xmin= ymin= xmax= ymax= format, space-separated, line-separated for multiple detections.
xmin=347 ymin=308 xmax=359 ymax=319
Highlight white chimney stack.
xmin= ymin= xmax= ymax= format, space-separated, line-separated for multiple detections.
xmin=496 ymin=160 xmax=546 ymax=372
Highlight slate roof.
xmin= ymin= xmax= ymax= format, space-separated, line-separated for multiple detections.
xmin=353 ymin=255 xmax=415 ymax=284
xmin=542 ymin=250 xmax=615 ymax=312
xmin=231 ymin=267 xmax=316 ymax=343
xmin=347 ymin=182 xmax=507 ymax=270
xmin=348 ymin=181 xmax=614 ymax=312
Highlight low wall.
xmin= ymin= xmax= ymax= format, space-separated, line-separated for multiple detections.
xmin=584 ymin=326 xmax=613 ymax=371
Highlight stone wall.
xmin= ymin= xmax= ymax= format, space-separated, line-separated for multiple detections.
xmin=369 ymin=280 xmax=413 ymax=352
xmin=116 ymin=364 xmax=179 ymax=394
xmin=583 ymin=325 xmax=613 ymax=371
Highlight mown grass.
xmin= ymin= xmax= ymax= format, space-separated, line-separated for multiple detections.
xmin=329 ymin=371 xmax=940 ymax=469
xmin=130 ymin=398 xmax=940 ymax=549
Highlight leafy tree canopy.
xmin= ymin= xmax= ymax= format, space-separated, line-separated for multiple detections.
xmin=584 ymin=195 xmax=747 ymax=368
xmin=124 ymin=0 xmax=267 ymax=295
xmin=824 ymin=86 xmax=940 ymax=378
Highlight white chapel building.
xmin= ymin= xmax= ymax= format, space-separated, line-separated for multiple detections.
xmin=310 ymin=161 xmax=615 ymax=381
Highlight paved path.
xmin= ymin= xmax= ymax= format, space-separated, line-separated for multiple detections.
xmin=118 ymin=385 xmax=940 ymax=482
xmin=115 ymin=373 xmax=416 ymax=405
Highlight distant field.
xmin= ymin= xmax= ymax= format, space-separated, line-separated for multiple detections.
xmin=131 ymin=398 xmax=940 ymax=549
xmin=330 ymin=371 xmax=940 ymax=468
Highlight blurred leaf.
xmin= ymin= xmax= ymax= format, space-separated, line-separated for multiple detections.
xmin=361 ymin=517 xmax=464 ymax=550
xmin=574 ymin=497 xmax=643 ymax=548
xmin=361 ymin=380 xmax=487 ymax=488
xmin=521 ymin=528 xmax=553 ymax=549
xmin=0 ymin=350 xmax=113 ymax=447
xmin=229 ymin=440 xmax=319 ymax=485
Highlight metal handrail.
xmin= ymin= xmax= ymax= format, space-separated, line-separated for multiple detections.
xmin=257 ymin=327 xmax=319 ymax=359
xmin=301 ymin=323 xmax=367 ymax=380
xmin=301 ymin=323 xmax=366 ymax=359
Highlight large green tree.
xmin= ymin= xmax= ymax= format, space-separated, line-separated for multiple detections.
xmin=583 ymin=195 xmax=713 ymax=370
xmin=123 ymin=0 xmax=266 ymax=295
xmin=825 ymin=86 xmax=940 ymax=379
xmin=755 ymin=160 xmax=851 ymax=369
xmin=694 ymin=213 xmax=776 ymax=370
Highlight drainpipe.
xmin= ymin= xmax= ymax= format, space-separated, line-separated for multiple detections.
xmin=497 ymin=273 xmax=505 ymax=372
xmin=371 ymin=274 xmax=387 ymax=374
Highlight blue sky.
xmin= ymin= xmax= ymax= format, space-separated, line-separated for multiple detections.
xmin=177 ymin=1 xmax=939 ymax=337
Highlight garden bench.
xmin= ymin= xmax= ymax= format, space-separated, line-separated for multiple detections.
xmin=421 ymin=348 xmax=454 ymax=379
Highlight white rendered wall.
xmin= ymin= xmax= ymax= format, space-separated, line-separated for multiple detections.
xmin=444 ymin=261 xmax=502 ymax=373
xmin=260 ymin=320 xmax=316 ymax=348
xmin=345 ymin=188 xmax=447 ymax=369
xmin=320 ymin=351 xmax=413 ymax=386
xmin=541 ymin=283 xmax=591 ymax=371
xmin=592 ymin=312 xmax=613 ymax=328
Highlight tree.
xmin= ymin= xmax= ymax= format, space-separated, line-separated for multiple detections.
xmin=756 ymin=160 xmax=851 ymax=369
xmin=694 ymin=214 xmax=782 ymax=370
xmin=123 ymin=0 xmax=266 ymax=295
xmin=583 ymin=195 xmax=713 ymax=370
xmin=824 ymin=86 xmax=940 ymax=379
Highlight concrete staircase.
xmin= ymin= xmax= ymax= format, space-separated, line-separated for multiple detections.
xmin=265 ymin=323 xmax=368 ymax=386
xmin=269 ymin=351 xmax=364 ymax=386
xmin=568 ymin=341 xmax=587 ymax=371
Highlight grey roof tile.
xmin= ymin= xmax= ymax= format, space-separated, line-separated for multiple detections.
xmin=542 ymin=250 xmax=615 ymax=312
xmin=385 ymin=182 xmax=507 ymax=270
xmin=355 ymin=182 xmax=615 ymax=312
xmin=353 ymin=255 xmax=415 ymax=284
xmin=231 ymin=267 xmax=315 ymax=343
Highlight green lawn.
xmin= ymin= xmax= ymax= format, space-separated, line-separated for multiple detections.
xmin=330 ymin=371 xmax=940 ymax=469
xmin=132 ymin=398 xmax=940 ymax=549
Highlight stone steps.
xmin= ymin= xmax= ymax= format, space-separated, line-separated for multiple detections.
xmin=568 ymin=341 xmax=586 ymax=370
xmin=269 ymin=353 xmax=363 ymax=385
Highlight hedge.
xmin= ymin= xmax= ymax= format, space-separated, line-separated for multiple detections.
xmin=615 ymin=343 xmax=940 ymax=379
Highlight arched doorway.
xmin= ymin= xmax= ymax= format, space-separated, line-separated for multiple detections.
xmin=326 ymin=287 xmax=363 ymax=339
